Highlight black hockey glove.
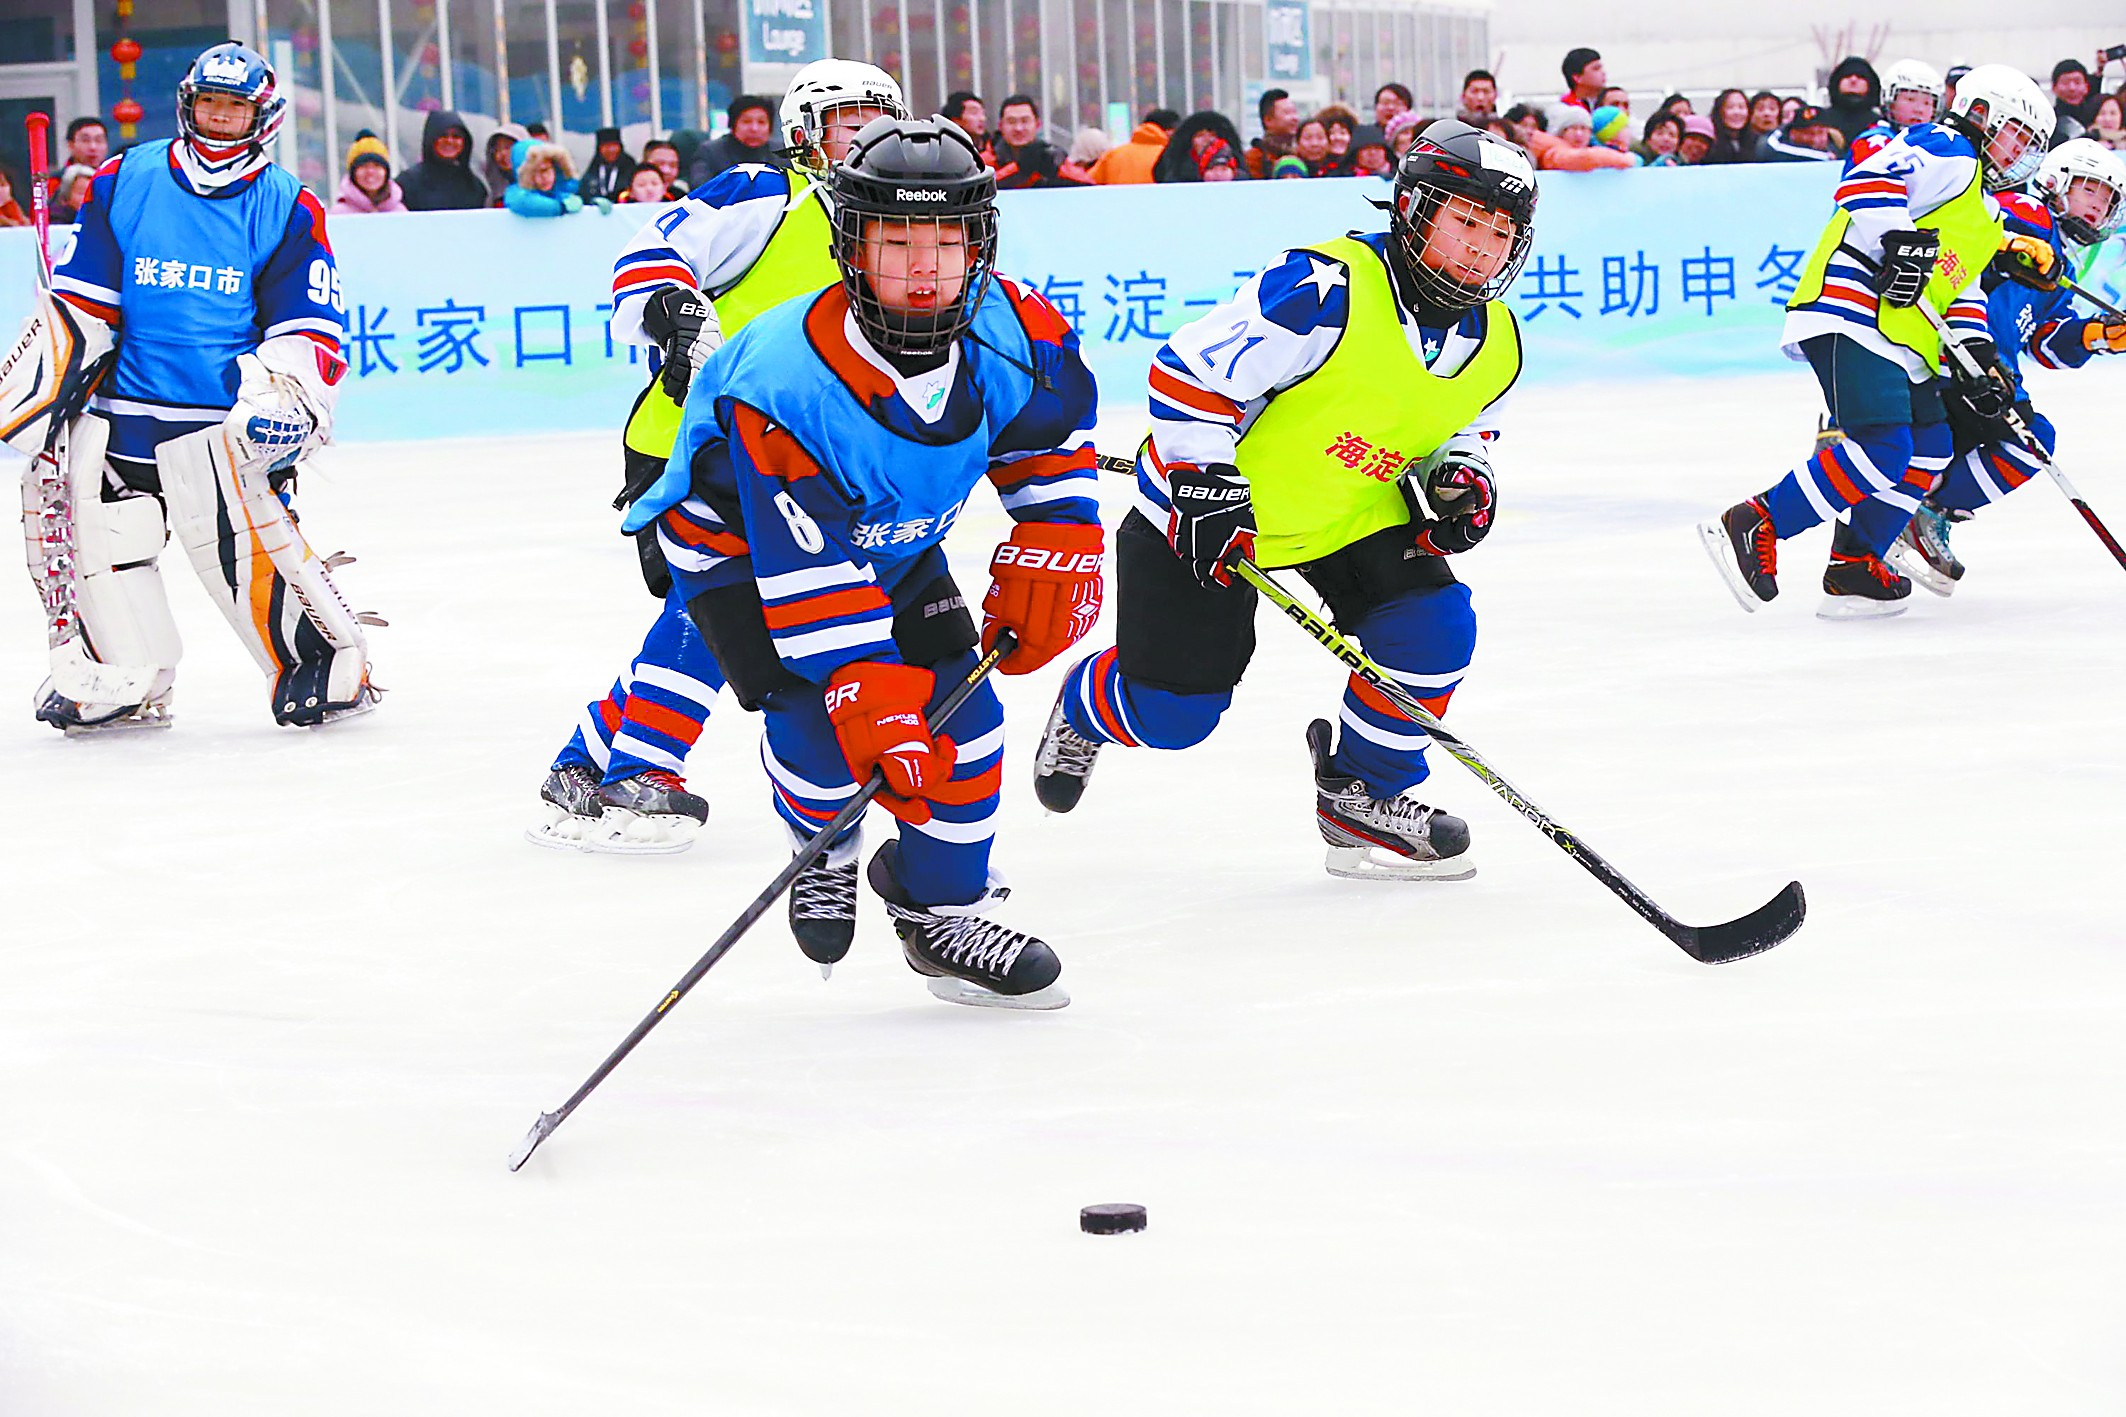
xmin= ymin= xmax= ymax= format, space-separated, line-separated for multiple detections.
xmin=1874 ymin=229 xmax=1941 ymax=308
xmin=1406 ymin=449 xmax=1497 ymax=556
xmin=1946 ymin=336 xmax=2014 ymax=421
xmin=1164 ymin=461 xmax=1256 ymax=590
xmin=640 ymin=285 xmax=720 ymax=404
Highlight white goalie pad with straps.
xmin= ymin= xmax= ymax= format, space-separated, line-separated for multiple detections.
xmin=20 ymin=411 xmax=177 ymax=709
xmin=1 ymin=291 xmax=115 ymax=455
xmin=157 ymin=425 xmax=374 ymax=725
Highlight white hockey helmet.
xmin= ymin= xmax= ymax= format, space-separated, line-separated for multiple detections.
xmin=1879 ymin=59 xmax=1943 ymax=123
xmin=1946 ymin=63 xmax=2054 ymax=190
xmin=779 ymin=60 xmax=908 ymax=173
xmin=2035 ymin=138 xmax=2126 ymax=245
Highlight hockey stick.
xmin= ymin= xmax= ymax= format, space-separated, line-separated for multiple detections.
xmin=508 ymin=631 xmax=1017 ymax=1172
xmin=1234 ymin=560 xmax=1805 ymax=964
xmin=1842 ymin=243 xmax=2126 ymax=575
xmin=2058 ymin=275 xmax=2125 ymax=323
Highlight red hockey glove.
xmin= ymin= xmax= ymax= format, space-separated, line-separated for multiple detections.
xmin=824 ymin=661 xmax=957 ymax=825
xmin=981 ymin=521 xmax=1106 ymax=674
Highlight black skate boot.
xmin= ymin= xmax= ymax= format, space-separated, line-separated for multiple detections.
xmin=34 ymin=680 xmax=174 ymax=736
xmin=867 ymin=840 xmax=1067 ymax=1010
xmin=1819 ymin=520 xmax=1912 ymax=619
xmin=525 ymin=762 xmax=604 ymax=850
xmin=589 ymin=769 xmax=709 ymax=854
xmin=1032 ymin=690 xmax=1102 ymax=813
xmin=789 ymin=830 xmax=861 ymax=977
xmin=1306 ymin=719 xmax=1474 ymax=881
xmin=1697 ymin=496 xmax=1780 ymax=610
xmin=1887 ymin=498 xmax=1967 ymax=598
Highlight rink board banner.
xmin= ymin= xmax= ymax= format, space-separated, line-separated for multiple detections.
xmin=5 ymin=165 xmax=2122 ymax=445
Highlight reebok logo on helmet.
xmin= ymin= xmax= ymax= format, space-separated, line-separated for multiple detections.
xmin=895 ymin=187 xmax=950 ymax=202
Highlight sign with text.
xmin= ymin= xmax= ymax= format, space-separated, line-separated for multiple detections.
xmin=1263 ymin=0 xmax=1311 ymax=83
xmin=742 ymin=0 xmax=824 ymax=66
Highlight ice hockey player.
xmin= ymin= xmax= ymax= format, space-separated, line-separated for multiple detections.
xmin=1 ymin=41 xmax=368 ymax=731
xmin=530 ymin=59 xmax=907 ymax=853
xmin=1847 ymin=60 xmax=1944 ymax=169
xmin=621 ymin=116 xmax=1102 ymax=1007
xmin=1698 ymin=63 xmax=2054 ymax=619
xmin=1033 ymin=119 xmax=1534 ymax=883
xmin=1890 ymin=139 xmax=2126 ymax=593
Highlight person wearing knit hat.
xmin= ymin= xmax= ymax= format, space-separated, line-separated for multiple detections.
xmin=1270 ymin=152 xmax=1311 ymax=179
xmin=1528 ymin=101 xmax=1633 ymax=169
xmin=1347 ymin=123 xmax=1391 ymax=176
xmin=581 ymin=125 xmax=636 ymax=201
xmin=1677 ymin=114 xmax=1716 ymax=164
xmin=332 ymin=129 xmax=407 ymax=213
xmin=1590 ymin=104 xmax=1631 ymax=150
xmin=1384 ymin=108 xmax=1424 ymax=159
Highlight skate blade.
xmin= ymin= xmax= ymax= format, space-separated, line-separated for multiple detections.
xmin=924 ymin=976 xmax=1071 ymax=1011
xmin=1695 ymin=519 xmax=1769 ymax=613
xmin=579 ymin=806 xmax=700 ymax=855
xmin=1815 ymin=594 xmax=1909 ymax=621
xmin=1325 ymin=844 xmax=1477 ymax=882
xmin=523 ymin=809 xmax=602 ymax=851
xmin=1885 ymin=546 xmax=1957 ymax=598
xmin=50 ymin=699 xmax=176 ymax=736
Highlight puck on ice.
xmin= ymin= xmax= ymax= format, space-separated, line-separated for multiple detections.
xmin=1080 ymin=1203 xmax=1147 ymax=1235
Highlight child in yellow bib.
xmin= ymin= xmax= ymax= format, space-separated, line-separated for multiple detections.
xmin=1035 ymin=120 xmax=1535 ymax=882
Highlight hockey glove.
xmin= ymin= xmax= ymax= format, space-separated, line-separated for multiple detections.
xmin=1407 ymin=448 xmax=1498 ymax=556
xmin=2081 ymin=320 xmax=2126 ymax=355
xmin=1874 ymin=229 xmax=1941 ymax=308
xmin=640 ymin=286 xmax=723 ymax=405
xmin=1946 ymin=336 xmax=2014 ymax=422
xmin=224 ymin=351 xmax=321 ymax=476
xmin=981 ymin=521 xmax=1106 ymax=674
xmin=824 ymin=661 xmax=958 ymax=825
xmin=1165 ymin=461 xmax=1256 ymax=589
xmin=1994 ymin=232 xmax=2060 ymax=291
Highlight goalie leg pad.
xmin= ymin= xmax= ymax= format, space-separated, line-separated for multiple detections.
xmin=74 ymin=494 xmax=183 ymax=689
xmin=1 ymin=292 xmax=116 ymax=454
xmin=158 ymin=427 xmax=374 ymax=724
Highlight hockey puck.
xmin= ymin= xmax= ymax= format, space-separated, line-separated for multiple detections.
xmin=1080 ymin=1203 xmax=1147 ymax=1235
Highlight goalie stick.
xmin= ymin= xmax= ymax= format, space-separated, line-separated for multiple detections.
xmin=508 ymin=632 xmax=1017 ymax=1172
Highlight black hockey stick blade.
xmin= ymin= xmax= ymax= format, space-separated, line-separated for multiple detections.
xmin=1668 ymin=880 xmax=1806 ymax=965
xmin=508 ymin=1111 xmax=562 ymax=1172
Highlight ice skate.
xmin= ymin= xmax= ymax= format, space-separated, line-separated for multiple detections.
xmin=1697 ymin=497 xmax=1779 ymax=610
xmin=790 ymin=829 xmax=861 ymax=977
xmin=34 ymin=680 xmax=175 ymax=736
xmin=1307 ymin=719 xmax=1474 ymax=881
xmin=1887 ymin=499 xmax=1966 ymax=598
xmin=1818 ymin=522 xmax=1912 ymax=619
xmin=867 ymin=840 xmax=1067 ymax=1010
xmin=585 ymin=769 xmax=708 ymax=854
xmin=1032 ymin=691 xmax=1102 ymax=813
xmin=524 ymin=763 xmax=605 ymax=849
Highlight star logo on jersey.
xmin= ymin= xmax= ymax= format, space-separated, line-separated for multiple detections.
xmin=1297 ymin=255 xmax=1347 ymax=304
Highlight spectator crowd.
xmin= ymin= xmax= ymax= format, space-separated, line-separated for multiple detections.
xmin=6 ymin=44 xmax=2126 ymax=228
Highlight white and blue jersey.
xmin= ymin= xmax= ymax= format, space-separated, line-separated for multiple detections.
xmin=606 ymin=163 xmax=816 ymax=350
xmin=52 ymin=139 xmax=342 ymax=469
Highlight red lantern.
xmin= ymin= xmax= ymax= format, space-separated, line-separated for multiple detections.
xmin=629 ymin=36 xmax=648 ymax=58
xmin=627 ymin=2 xmax=645 ymax=17
xmin=113 ymin=96 xmax=144 ymax=125
xmin=111 ymin=37 xmax=141 ymax=64
xmin=713 ymin=30 xmax=738 ymax=54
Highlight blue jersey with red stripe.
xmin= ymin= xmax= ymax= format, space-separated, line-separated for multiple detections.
xmin=627 ymin=274 xmax=1100 ymax=684
xmin=1985 ymin=193 xmax=2101 ymax=396
xmin=52 ymin=140 xmax=342 ymax=461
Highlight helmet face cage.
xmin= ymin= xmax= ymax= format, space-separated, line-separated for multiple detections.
xmin=2037 ymin=141 xmax=2126 ymax=245
xmin=1950 ymin=66 xmax=2055 ymax=191
xmin=1387 ymin=125 xmax=1536 ymax=312
xmin=177 ymin=43 xmax=284 ymax=153
xmin=828 ymin=119 xmax=999 ymax=357
xmin=780 ymin=62 xmax=908 ymax=175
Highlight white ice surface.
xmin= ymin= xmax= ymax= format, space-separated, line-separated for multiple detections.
xmin=6 ymin=369 xmax=2126 ymax=1414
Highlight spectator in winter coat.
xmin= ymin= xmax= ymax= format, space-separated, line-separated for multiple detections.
xmin=580 ymin=126 xmax=636 ymax=201
xmin=1293 ymin=117 xmax=1334 ymax=175
xmin=688 ymin=94 xmax=782 ymax=187
xmin=397 ymin=108 xmax=488 ymax=210
xmin=1561 ymin=47 xmax=1606 ymax=108
xmin=1317 ymin=104 xmax=1360 ymax=173
xmin=1530 ymin=103 xmax=1633 ymax=169
xmin=1152 ymin=111 xmax=1248 ymax=182
xmin=1090 ymin=110 xmax=1175 ymax=183
xmin=1758 ymin=105 xmax=1840 ymax=162
xmin=2090 ymin=93 xmax=2126 ymax=152
xmin=992 ymin=94 xmax=1091 ymax=187
xmin=1706 ymin=88 xmax=1757 ymax=163
xmin=622 ymin=166 xmax=668 ymax=203
xmin=483 ymin=122 xmax=528 ymax=205
xmin=64 ymin=117 xmax=109 ymax=171
xmin=0 ymin=163 xmax=27 ymax=228
xmin=2050 ymin=61 xmax=2095 ymax=142
xmin=46 ymin=162 xmax=93 ymax=222
xmin=1375 ymin=82 xmax=1415 ymax=129
xmin=1502 ymin=103 xmax=1546 ymax=151
xmin=1246 ymin=88 xmax=1299 ymax=178
xmin=1385 ymin=109 xmax=1424 ymax=159
xmin=943 ymin=91 xmax=992 ymax=161
xmin=1822 ymin=56 xmax=1882 ymax=148
xmin=1591 ymin=105 xmax=1632 ymax=152
xmin=1069 ymin=127 xmax=1114 ymax=169
xmin=640 ymin=139 xmax=689 ymax=197
xmin=1748 ymin=92 xmax=1783 ymax=144
xmin=1676 ymin=115 xmax=1716 ymax=164
xmin=1456 ymin=71 xmax=1497 ymax=125
xmin=332 ymin=131 xmax=408 ymax=213
xmin=1633 ymin=111 xmax=1685 ymax=166
xmin=505 ymin=138 xmax=590 ymax=217
xmin=1347 ymin=125 xmax=1391 ymax=176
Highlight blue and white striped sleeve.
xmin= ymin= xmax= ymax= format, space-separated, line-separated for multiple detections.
xmin=608 ymin=165 xmax=799 ymax=347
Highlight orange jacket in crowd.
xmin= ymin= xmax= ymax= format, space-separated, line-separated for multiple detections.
xmin=1090 ymin=122 xmax=1171 ymax=184
xmin=1525 ymin=128 xmax=1635 ymax=171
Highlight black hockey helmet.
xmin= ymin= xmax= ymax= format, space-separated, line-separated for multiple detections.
xmin=1379 ymin=119 xmax=1538 ymax=312
xmin=828 ymin=115 xmax=999 ymax=357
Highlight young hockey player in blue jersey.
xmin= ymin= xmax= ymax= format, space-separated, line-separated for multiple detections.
xmin=530 ymin=59 xmax=907 ymax=854
xmin=1846 ymin=60 xmax=1944 ymax=170
xmin=1 ymin=42 xmax=368 ymax=730
xmin=1032 ymin=120 xmax=1534 ymax=883
xmin=623 ymin=116 xmax=1102 ymax=1007
xmin=1889 ymin=139 xmax=2126 ymax=594
xmin=1699 ymin=64 xmax=2055 ymax=619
